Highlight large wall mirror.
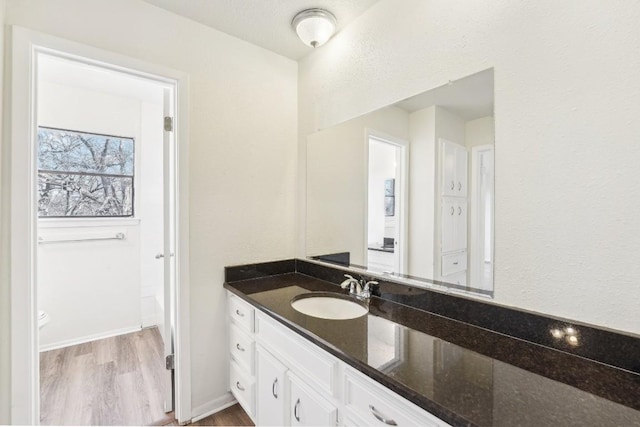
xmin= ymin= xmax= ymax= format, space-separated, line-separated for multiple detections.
xmin=306 ymin=69 xmax=494 ymax=296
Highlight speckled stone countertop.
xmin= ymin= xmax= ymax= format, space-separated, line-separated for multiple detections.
xmin=224 ymin=272 xmax=640 ymax=427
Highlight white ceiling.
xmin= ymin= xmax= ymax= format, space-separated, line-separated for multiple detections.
xmin=142 ymin=0 xmax=381 ymax=60
xmin=394 ymin=69 xmax=494 ymax=121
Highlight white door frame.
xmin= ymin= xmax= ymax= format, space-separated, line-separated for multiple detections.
xmin=9 ymin=26 xmax=191 ymax=424
xmin=469 ymin=144 xmax=494 ymax=291
xmin=363 ymin=129 xmax=409 ymax=274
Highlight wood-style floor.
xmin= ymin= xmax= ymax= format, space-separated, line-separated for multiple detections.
xmin=40 ymin=327 xmax=172 ymax=426
xmin=160 ymin=404 xmax=254 ymax=426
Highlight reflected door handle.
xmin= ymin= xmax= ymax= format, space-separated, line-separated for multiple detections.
xmin=155 ymin=253 xmax=175 ymax=259
xmin=451 ymin=181 xmax=455 ymax=190
xmin=458 ymin=207 xmax=462 ymax=215
xmin=458 ymin=181 xmax=462 ymax=191
xmin=236 ymin=381 xmax=245 ymax=391
xmin=294 ymin=398 xmax=301 ymax=422
xmin=235 ymin=343 xmax=245 ymax=352
xmin=450 ymin=207 xmax=454 ymax=215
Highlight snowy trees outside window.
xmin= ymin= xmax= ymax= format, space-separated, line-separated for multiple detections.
xmin=38 ymin=127 xmax=135 ymax=217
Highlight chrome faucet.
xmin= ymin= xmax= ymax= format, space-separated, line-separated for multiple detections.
xmin=340 ymin=274 xmax=378 ymax=301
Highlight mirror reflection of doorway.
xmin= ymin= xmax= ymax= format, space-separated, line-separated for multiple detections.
xmin=366 ymin=136 xmax=406 ymax=274
xmin=470 ymin=145 xmax=494 ymax=291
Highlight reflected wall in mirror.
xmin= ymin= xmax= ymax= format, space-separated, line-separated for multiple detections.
xmin=307 ymin=69 xmax=494 ymax=295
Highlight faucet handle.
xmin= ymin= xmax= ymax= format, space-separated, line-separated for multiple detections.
xmin=340 ymin=274 xmax=356 ymax=289
xmin=364 ymin=280 xmax=379 ymax=291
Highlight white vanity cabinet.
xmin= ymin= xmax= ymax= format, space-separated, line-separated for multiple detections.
xmin=227 ymin=293 xmax=256 ymax=420
xmin=226 ymin=290 xmax=452 ymax=427
xmin=289 ymin=372 xmax=338 ymax=426
xmin=256 ymin=344 xmax=288 ymax=426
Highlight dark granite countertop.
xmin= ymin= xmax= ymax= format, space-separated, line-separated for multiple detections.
xmin=224 ymin=272 xmax=640 ymax=427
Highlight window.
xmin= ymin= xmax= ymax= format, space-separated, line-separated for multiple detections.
xmin=37 ymin=127 xmax=135 ymax=218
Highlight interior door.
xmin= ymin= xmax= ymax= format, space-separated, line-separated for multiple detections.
xmin=162 ymin=86 xmax=176 ymax=412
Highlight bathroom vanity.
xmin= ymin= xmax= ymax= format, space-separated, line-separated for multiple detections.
xmin=224 ymin=259 xmax=640 ymax=427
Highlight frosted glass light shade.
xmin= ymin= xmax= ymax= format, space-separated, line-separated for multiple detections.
xmin=292 ymin=9 xmax=337 ymax=48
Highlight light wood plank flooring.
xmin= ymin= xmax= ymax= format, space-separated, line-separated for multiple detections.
xmin=160 ymin=404 xmax=253 ymax=426
xmin=40 ymin=327 xmax=172 ymax=426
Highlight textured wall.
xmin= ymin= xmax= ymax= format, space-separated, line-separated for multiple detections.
xmin=3 ymin=0 xmax=297 ymax=418
xmin=298 ymin=0 xmax=640 ymax=334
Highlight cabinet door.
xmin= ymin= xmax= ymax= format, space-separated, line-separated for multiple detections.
xmin=455 ymin=201 xmax=467 ymax=250
xmin=256 ymin=345 xmax=288 ymax=426
xmin=455 ymin=145 xmax=468 ymax=196
xmin=289 ymin=372 xmax=337 ymax=427
xmin=441 ymin=141 xmax=457 ymax=196
xmin=441 ymin=199 xmax=456 ymax=253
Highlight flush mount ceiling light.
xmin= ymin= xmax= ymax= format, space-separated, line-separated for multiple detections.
xmin=292 ymin=8 xmax=337 ymax=48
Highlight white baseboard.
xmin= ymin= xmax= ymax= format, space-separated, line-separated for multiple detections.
xmin=39 ymin=325 xmax=142 ymax=352
xmin=190 ymin=392 xmax=236 ymax=423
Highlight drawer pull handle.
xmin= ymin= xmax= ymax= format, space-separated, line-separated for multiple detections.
xmin=235 ymin=309 xmax=244 ymax=317
xmin=453 ymin=261 xmax=459 ymax=265
xmin=235 ymin=381 xmax=245 ymax=391
xmin=236 ymin=343 xmax=245 ymax=352
xmin=294 ymin=398 xmax=301 ymax=422
xmin=272 ymin=378 xmax=278 ymax=398
xmin=369 ymin=405 xmax=397 ymax=426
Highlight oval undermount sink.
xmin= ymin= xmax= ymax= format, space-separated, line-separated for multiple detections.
xmin=290 ymin=292 xmax=368 ymax=320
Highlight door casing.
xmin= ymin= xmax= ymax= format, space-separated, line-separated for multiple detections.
xmin=8 ymin=26 xmax=192 ymax=424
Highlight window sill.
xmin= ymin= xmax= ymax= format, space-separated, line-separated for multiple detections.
xmin=38 ymin=218 xmax=141 ymax=228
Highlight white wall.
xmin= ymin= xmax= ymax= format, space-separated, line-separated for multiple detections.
xmin=2 ymin=0 xmax=298 ymax=418
xmin=299 ymin=0 xmax=640 ymax=334
xmin=306 ymin=106 xmax=408 ymax=265
xmin=465 ymin=116 xmax=494 ymax=149
xmin=0 ymin=0 xmax=8 ymax=422
xmin=408 ymin=106 xmax=435 ymax=278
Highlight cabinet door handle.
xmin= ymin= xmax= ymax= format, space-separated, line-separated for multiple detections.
xmin=369 ymin=405 xmax=397 ymax=426
xmin=450 ymin=206 xmax=454 ymax=215
xmin=235 ymin=381 xmax=245 ymax=391
xmin=294 ymin=398 xmax=301 ymax=422
xmin=235 ymin=343 xmax=245 ymax=352
xmin=272 ymin=378 xmax=278 ymax=399
xmin=458 ymin=207 xmax=462 ymax=215
xmin=458 ymin=181 xmax=462 ymax=191
xmin=235 ymin=309 xmax=244 ymax=317
xmin=453 ymin=261 xmax=459 ymax=265
xmin=451 ymin=181 xmax=455 ymax=190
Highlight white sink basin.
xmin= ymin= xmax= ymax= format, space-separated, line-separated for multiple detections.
xmin=291 ymin=292 xmax=368 ymax=320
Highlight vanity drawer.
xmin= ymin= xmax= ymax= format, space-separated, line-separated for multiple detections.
xmin=442 ymin=270 xmax=467 ymax=287
xmin=230 ymin=323 xmax=255 ymax=374
xmin=344 ymin=368 xmax=448 ymax=427
xmin=256 ymin=312 xmax=338 ymax=397
xmin=441 ymin=251 xmax=467 ymax=276
xmin=230 ymin=360 xmax=255 ymax=418
xmin=228 ymin=293 xmax=255 ymax=332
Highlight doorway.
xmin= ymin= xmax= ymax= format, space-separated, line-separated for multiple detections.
xmin=470 ymin=145 xmax=494 ymax=291
xmin=35 ymin=53 xmax=174 ymax=425
xmin=9 ymin=27 xmax=190 ymax=425
xmin=365 ymin=134 xmax=408 ymax=275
